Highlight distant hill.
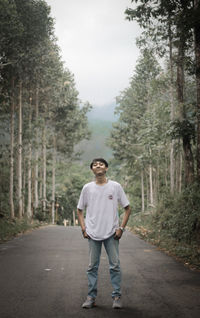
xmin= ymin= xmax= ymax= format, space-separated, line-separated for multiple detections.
xmin=76 ymin=103 xmax=118 ymax=162
xmin=87 ymin=102 xmax=118 ymax=122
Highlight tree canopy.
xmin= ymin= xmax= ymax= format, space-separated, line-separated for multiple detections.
xmin=0 ymin=0 xmax=91 ymax=222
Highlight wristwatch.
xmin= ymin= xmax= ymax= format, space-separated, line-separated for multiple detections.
xmin=119 ymin=226 xmax=125 ymax=232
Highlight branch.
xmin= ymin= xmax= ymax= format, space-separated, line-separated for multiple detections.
xmin=0 ymin=61 xmax=16 ymax=69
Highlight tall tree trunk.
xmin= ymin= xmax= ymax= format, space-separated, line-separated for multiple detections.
xmin=182 ymin=135 xmax=194 ymax=184
xmin=10 ymin=77 xmax=15 ymax=218
xmin=146 ymin=172 xmax=149 ymax=210
xmin=194 ymin=0 xmax=200 ymax=183
xmin=149 ymin=150 xmax=154 ymax=209
xmin=165 ymin=154 xmax=168 ymax=188
xmin=175 ymin=152 xmax=178 ymax=190
xmin=175 ymin=142 xmax=182 ymax=192
xmin=39 ymin=167 xmax=42 ymax=199
xmin=179 ymin=151 xmax=183 ymax=193
xmin=177 ymin=39 xmax=194 ymax=184
xmin=73 ymin=210 xmax=76 ymax=226
xmin=155 ymin=164 xmax=159 ymax=204
xmin=149 ymin=164 xmax=154 ymax=208
xmin=22 ymin=156 xmax=26 ymax=216
xmin=42 ymin=125 xmax=47 ymax=214
xmin=170 ymin=141 xmax=175 ymax=192
xmin=18 ymin=81 xmax=23 ymax=218
xmin=27 ymin=95 xmax=32 ymax=219
xmin=141 ymin=169 xmax=145 ymax=212
xmin=51 ymin=135 xmax=56 ymax=225
xmin=169 ymin=18 xmax=176 ymax=193
xmin=34 ymin=87 xmax=39 ymax=211
xmin=32 ymin=168 xmax=35 ymax=216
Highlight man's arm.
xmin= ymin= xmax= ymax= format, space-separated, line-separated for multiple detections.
xmin=120 ymin=205 xmax=131 ymax=228
xmin=114 ymin=205 xmax=131 ymax=240
xmin=77 ymin=208 xmax=90 ymax=239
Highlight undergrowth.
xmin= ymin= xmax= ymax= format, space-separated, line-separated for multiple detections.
xmin=0 ymin=217 xmax=42 ymax=242
xmin=129 ymin=183 xmax=200 ymax=270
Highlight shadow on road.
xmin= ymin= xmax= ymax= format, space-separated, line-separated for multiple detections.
xmin=82 ymin=306 xmax=161 ymax=318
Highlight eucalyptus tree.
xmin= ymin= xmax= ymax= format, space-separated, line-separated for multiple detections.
xmin=0 ymin=0 xmax=91 ymax=223
xmin=109 ymin=49 xmax=167 ymax=211
xmin=0 ymin=0 xmax=23 ymax=218
xmin=20 ymin=0 xmax=53 ymax=218
xmin=49 ymin=70 xmax=91 ymax=224
xmin=13 ymin=0 xmax=54 ymax=218
xmin=193 ymin=0 xmax=200 ymax=182
xmin=0 ymin=0 xmax=56 ymax=218
xmin=34 ymin=40 xmax=63 ymax=216
xmin=126 ymin=5 xmax=177 ymax=193
xmin=126 ymin=0 xmax=200 ymax=185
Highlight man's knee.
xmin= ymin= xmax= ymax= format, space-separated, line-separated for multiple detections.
xmin=110 ymin=262 xmax=121 ymax=272
xmin=87 ymin=262 xmax=99 ymax=272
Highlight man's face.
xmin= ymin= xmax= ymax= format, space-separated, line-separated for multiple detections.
xmin=91 ymin=161 xmax=108 ymax=176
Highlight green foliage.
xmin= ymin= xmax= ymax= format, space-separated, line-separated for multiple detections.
xmin=0 ymin=0 xmax=91 ymax=221
xmin=125 ymin=0 xmax=195 ymax=51
xmin=108 ymin=1 xmax=200 ymax=265
xmin=169 ymin=118 xmax=196 ymax=142
xmin=108 ymin=48 xmax=164 ymax=162
xmin=155 ymin=183 xmax=200 ymax=244
xmin=0 ymin=217 xmax=41 ymax=242
xmin=129 ymin=183 xmax=200 ymax=268
xmin=131 ymin=214 xmax=200 ymax=269
xmin=34 ymin=210 xmax=50 ymax=222
xmin=108 ymin=48 xmax=171 ymax=213
xmin=0 ymin=115 xmax=10 ymax=215
xmin=52 ymin=162 xmax=92 ymax=224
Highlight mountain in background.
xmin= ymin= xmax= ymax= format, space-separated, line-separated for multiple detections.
xmin=87 ymin=102 xmax=118 ymax=122
xmin=76 ymin=102 xmax=118 ymax=162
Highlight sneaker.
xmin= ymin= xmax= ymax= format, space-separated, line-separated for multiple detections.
xmin=112 ymin=296 xmax=122 ymax=309
xmin=82 ymin=296 xmax=96 ymax=309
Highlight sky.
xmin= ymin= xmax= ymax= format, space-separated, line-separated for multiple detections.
xmin=46 ymin=0 xmax=141 ymax=107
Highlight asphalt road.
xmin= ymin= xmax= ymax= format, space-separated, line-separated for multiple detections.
xmin=0 ymin=226 xmax=200 ymax=318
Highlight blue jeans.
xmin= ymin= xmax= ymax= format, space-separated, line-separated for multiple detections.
xmin=87 ymin=234 xmax=121 ymax=299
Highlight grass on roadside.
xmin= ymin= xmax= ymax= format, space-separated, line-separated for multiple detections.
xmin=0 ymin=217 xmax=42 ymax=243
xmin=129 ymin=213 xmax=200 ymax=271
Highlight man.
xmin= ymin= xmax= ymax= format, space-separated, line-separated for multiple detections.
xmin=77 ymin=158 xmax=131 ymax=309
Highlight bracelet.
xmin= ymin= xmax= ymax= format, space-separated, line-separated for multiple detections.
xmin=119 ymin=227 xmax=125 ymax=232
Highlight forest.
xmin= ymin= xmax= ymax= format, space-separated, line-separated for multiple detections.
xmin=108 ymin=0 xmax=200 ymax=268
xmin=0 ymin=0 xmax=200 ymax=268
xmin=0 ymin=0 xmax=91 ymax=236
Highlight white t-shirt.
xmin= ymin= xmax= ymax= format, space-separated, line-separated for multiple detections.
xmin=77 ymin=180 xmax=130 ymax=240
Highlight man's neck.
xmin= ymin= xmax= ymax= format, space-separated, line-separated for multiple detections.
xmin=95 ymin=175 xmax=107 ymax=185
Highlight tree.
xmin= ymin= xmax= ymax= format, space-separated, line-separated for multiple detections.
xmin=193 ymin=0 xmax=200 ymax=182
xmin=0 ymin=0 xmax=91 ymax=222
xmin=126 ymin=0 xmax=200 ymax=185
xmin=0 ymin=0 xmax=23 ymax=218
xmin=108 ymin=49 xmax=169 ymax=211
xmin=49 ymin=70 xmax=91 ymax=224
